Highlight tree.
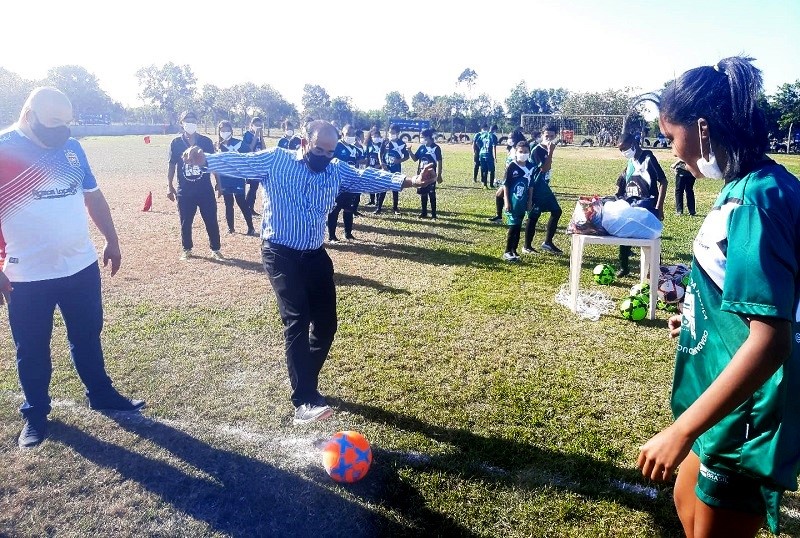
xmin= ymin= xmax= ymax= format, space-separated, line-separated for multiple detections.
xmin=771 ymin=81 xmax=800 ymax=132
xmin=411 ymin=92 xmax=433 ymax=117
xmin=301 ymin=84 xmax=331 ymax=120
xmin=383 ymin=91 xmax=409 ymax=119
xmin=329 ymin=96 xmax=354 ymax=126
xmin=0 ymin=67 xmax=33 ymax=126
xmin=44 ymin=65 xmax=114 ymax=119
xmin=505 ymin=81 xmax=537 ymax=122
xmin=457 ymin=68 xmax=478 ymax=95
xmin=135 ymin=62 xmax=197 ymax=124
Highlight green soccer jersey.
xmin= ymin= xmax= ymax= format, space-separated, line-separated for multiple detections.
xmin=671 ymin=161 xmax=800 ymax=494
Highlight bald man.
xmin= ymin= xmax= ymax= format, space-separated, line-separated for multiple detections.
xmin=183 ymin=121 xmax=436 ymax=424
xmin=0 ymin=87 xmax=144 ymax=449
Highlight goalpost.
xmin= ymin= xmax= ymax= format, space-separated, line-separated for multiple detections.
xmin=520 ymin=114 xmax=626 ymax=147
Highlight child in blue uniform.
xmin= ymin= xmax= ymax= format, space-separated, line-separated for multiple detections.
xmin=409 ymin=128 xmax=443 ymax=219
xmin=375 ymin=124 xmax=408 ymax=215
xmin=327 ymin=124 xmax=365 ymax=241
xmin=277 ymin=120 xmax=301 ymax=151
xmin=215 ymin=120 xmax=254 ymax=235
xmin=364 ymin=127 xmax=383 ymax=206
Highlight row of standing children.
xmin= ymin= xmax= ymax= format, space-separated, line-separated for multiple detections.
xmin=327 ymin=123 xmax=445 ymax=241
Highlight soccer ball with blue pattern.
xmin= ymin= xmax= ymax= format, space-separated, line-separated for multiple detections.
xmin=593 ymin=264 xmax=616 ymax=285
xmin=620 ymin=296 xmax=648 ymax=321
xmin=322 ymin=431 xmax=373 ymax=483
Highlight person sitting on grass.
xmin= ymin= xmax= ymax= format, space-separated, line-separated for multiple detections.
xmin=613 ymin=132 xmax=667 ymax=276
xmin=501 ymin=140 xmax=535 ymax=261
xmin=522 ymin=123 xmax=563 ymax=255
xmin=409 ymin=128 xmax=443 ymax=219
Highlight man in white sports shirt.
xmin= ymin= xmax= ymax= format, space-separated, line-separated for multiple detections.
xmin=0 ymin=87 xmax=144 ymax=449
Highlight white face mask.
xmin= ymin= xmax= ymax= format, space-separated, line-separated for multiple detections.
xmin=516 ymin=152 xmax=530 ymax=163
xmin=621 ymin=147 xmax=636 ymax=159
xmin=286 ymin=129 xmax=294 ymax=137
xmin=373 ymin=137 xmax=383 ymax=144
xmin=220 ymin=131 xmax=232 ymax=141
xmin=695 ymin=123 xmax=724 ymax=179
xmin=183 ymin=122 xmax=198 ymax=135
xmin=344 ymin=136 xmax=356 ymax=145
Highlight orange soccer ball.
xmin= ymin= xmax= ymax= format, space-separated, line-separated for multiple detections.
xmin=322 ymin=431 xmax=373 ymax=483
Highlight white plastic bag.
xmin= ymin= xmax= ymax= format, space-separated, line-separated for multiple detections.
xmin=601 ymin=199 xmax=663 ymax=239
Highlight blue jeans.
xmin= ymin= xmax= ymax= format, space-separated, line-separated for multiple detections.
xmin=8 ymin=262 xmax=115 ymax=420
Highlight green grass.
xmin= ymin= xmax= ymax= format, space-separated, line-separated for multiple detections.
xmin=1 ymin=137 xmax=798 ymax=537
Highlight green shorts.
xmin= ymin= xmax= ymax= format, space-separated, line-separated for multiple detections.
xmin=528 ymin=179 xmax=560 ymax=216
xmin=696 ymin=462 xmax=781 ymax=533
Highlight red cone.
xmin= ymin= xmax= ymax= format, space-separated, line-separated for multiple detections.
xmin=142 ymin=191 xmax=153 ymax=212
xmin=144 ymin=136 xmax=151 ymax=144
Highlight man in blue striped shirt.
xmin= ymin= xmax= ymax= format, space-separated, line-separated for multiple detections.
xmin=183 ymin=121 xmax=435 ymax=424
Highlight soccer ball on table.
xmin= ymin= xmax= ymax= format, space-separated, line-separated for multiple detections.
xmin=322 ymin=431 xmax=373 ymax=483
xmin=593 ymin=264 xmax=616 ymax=285
xmin=620 ymin=296 xmax=648 ymax=321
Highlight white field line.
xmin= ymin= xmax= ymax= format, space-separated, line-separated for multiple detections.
xmin=49 ymin=398 xmax=666 ymax=501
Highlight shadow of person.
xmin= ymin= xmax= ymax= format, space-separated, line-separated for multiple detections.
xmin=330 ymin=399 xmax=682 ymax=537
xmin=49 ymin=416 xmax=471 ymax=537
xmin=334 ymin=273 xmax=410 ymax=295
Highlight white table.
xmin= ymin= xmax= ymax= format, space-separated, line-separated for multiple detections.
xmin=568 ymin=234 xmax=661 ymax=320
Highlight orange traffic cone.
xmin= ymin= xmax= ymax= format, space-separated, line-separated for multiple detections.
xmin=142 ymin=191 xmax=153 ymax=212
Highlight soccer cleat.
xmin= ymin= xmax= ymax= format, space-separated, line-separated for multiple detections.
xmin=393 ymin=210 xmax=401 ymax=215
xmin=540 ymin=242 xmax=563 ymax=255
xmin=345 ymin=233 xmax=355 ymax=240
xmin=502 ymin=252 xmax=518 ymax=262
xmin=211 ymin=250 xmax=225 ymax=260
xmin=180 ymin=249 xmax=192 ymax=261
xmin=293 ymin=403 xmax=333 ymax=425
xmin=18 ymin=418 xmax=48 ymax=449
xmin=487 ymin=216 xmax=502 ymax=222
xmin=328 ymin=236 xmax=340 ymax=243
xmin=246 ymin=228 xmax=257 ymax=236
xmin=88 ymin=391 xmax=146 ymax=412
xmin=522 ymin=246 xmax=536 ymax=254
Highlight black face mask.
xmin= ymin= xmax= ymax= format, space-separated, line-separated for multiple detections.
xmin=305 ymin=150 xmax=333 ymax=173
xmin=30 ymin=114 xmax=71 ymax=148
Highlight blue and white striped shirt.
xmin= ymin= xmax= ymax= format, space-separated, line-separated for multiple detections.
xmin=205 ymin=147 xmax=405 ymax=250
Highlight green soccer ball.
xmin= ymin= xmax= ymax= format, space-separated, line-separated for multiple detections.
xmin=629 ymin=283 xmax=650 ymax=301
xmin=681 ymin=273 xmax=691 ymax=287
xmin=620 ymin=297 xmax=648 ymax=321
xmin=593 ymin=264 xmax=616 ymax=285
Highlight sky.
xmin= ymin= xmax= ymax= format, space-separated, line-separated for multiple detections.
xmin=3 ymin=0 xmax=798 ymax=114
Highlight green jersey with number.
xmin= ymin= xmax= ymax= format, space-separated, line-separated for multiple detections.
xmin=671 ymin=161 xmax=800 ymax=492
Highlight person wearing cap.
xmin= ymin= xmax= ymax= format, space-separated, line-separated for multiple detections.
xmin=167 ymin=111 xmax=223 ymax=261
xmin=0 ymin=87 xmax=145 ymax=449
xmin=181 ymin=120 xmax=436 ymax=425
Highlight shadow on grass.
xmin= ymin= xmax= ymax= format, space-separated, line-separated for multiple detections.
xmin=50 ymin=416 xmax=474 ymax=538
xmin=333 ymin=399 xmax=683 ymax=537
xmin=335 ymin=273 xmax=410 ymax=295
xmin=352 ymin=223 xmax=470 ymax=244
xmin=326 ymin=239 xmax=508 ymax=270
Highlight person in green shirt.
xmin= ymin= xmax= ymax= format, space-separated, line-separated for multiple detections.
xmin=501 ymin=140 xmax=535 ymax=261
xmin=637 ymin=56 xmax=800 ymax=537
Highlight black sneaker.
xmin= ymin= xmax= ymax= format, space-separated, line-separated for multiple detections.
xmin=246 ymin=228 xmax=257 ymax=236
xmin=18 ymin=417 xmax=47 ymax=449
xmin=487 ymin=216 xmax=502 ymax=222
xmin=419 ymin=213 xmax=429 ymax=219
xmin=540 ymin=242 xmax=564 ymax=255
xmin=345 ymin=233 xmax=355 ymax=240
xmin=251 ymin=209 xmax=261 ymax=217
xmin=328 ymin=236 xmax=340 ymax=243
xmin=88 ymin=391 xmax=146 ymax=412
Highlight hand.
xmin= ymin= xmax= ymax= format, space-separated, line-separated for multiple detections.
xmin=637 ymin=422 xmax=694 ymax=482
xmin=414 ymin=164 xmax=436 ymax=186
xmin=505 ymin=203 xmax=511 ymax=212
xmin=668 ymin=314 xmax=682 ymax=339
xmin=182 ymin=146 xmax=208 ymax=167
xmin=0 ymin=271 xmax=12 ymax=306
xmin=103 ymin=241 xmax=122 ymax=277
xmin=167 ymin=186 xmax=176 ymax=202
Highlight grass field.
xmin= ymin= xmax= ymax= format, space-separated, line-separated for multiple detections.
xmin=1 ymin=135 xmax=799 ymax=538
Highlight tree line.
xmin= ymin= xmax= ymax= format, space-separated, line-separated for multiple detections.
xmin=1 ymin=63 xmax=797 ymax=138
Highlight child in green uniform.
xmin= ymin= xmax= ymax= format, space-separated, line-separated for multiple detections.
xmin=637 ymin=56 xmax=800 ymax=537
xmin=501 ymin=141 xmax=535 ymax=261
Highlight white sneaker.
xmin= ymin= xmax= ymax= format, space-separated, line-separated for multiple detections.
xmin=211 ymin=250 xmax=224 ymax=260
xmin=293 ymin=403 xmax=333 ymax=425
xmin=502 ymin=252 xmax=518 ymax=262
xmin=180 ymin=249 xmax=192 ymax=261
